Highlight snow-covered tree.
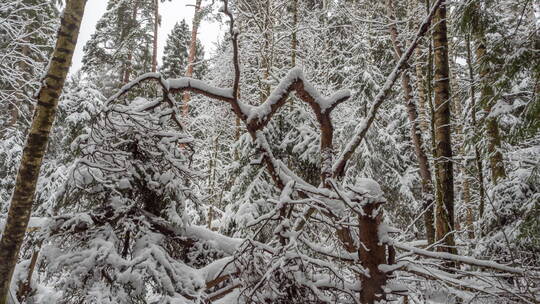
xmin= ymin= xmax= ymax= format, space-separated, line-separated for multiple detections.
xmin=82 ymin=0 xmax=157 ymax=95
xmin=2 ymin=0 xmax=539 ymax=303
xmin=0 ymin=0 xmax=58 ymax=213
xmin=161 ymin=20 xmax=207 ymax=79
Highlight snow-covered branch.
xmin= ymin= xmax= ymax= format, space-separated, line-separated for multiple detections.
xmin=394 ymin=242 xmax=526 ymax=275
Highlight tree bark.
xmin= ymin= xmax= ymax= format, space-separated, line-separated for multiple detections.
xmin=290 ymin=0 xmax=298 ymax=67
xmin=123 ymin=2 xmax=139 ymax=83
xmin=358 ymin=201 xmax=387 ymax=304
xmin=465 ymin=34 xmax=486 ymax=219
xmin=448 ymin=31 xmax=474 ymax=240
xmin=182 ymin=0 xmax=202 ymax=116
xmin=431 ymin=2 xmax=456 ymax=255
xmin=475 ymin=39 xmax=506 ymax=184
xmin=152 ymin=0 xmax=159 ymax=73
xmin=0 ymin=1 xmax=87 ymax=302
xmin=387 ymin=0 xmax=435 ymax=245
xmin=415 ymin=47 xmax=429 ymax=135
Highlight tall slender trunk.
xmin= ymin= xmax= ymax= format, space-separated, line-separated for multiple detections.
xmin=182 ymin=0 xmax=202 ymax=116
xmin=448 ymin=33 xmax=474 ymax=239
xmin=415 ymin=47 xmax=429 ymax=135
xmin=123 ymin=2 xmax=139 ymax=83
xmin=465 ymin=34 xmax=486 ymax=219
xmin=0 ymin=1 xmax=87 ymax=302
xmin=151 ymin=0 xmax=159 ymax=73
xmin=387 ymin=0 xmax=435 ymax=245
xmin=431 ymin=1 xmax=456 ymax=254
xmin=260 ymin=0 xmax=272 ymax=101
xmin=291 ymin=0 xmax=298 ymax=67
xmin=475 ymin=39 xmax=506 ymax=184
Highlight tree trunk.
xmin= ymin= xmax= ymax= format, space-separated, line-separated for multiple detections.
xmin=291 ymin=0 xmax=298 ymax=67
xmin=182 ymin=0 xmax=202 ymax=116
xmin=415 ymin=47 xmax=429 ymax=135
xmin=0 ymin=1 xmax=87 ymax=302
xmin=465 ymin=34 xmax=486 ymax=219
xmin=16 ymin=242 xmax=41 ymax=303
xmin=387 ymin=0 xmax=435 ymax=245
xmin=152 ymin=0 xmax=159 ymax=73
xmin=358 ymin=201 xmax=387 ymax=304
xmin=431 ymin=2 xmax=456 ymax=255
xmin=448 ymin=32 xmax=474 ymax=240
xmin=475 ymin=39 xmax=506 ymax=184
xmin=123 ymin=2 xmax=139 ymax=83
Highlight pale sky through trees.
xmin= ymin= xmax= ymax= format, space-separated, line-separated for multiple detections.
xmin=71 ymin=0 xmax=222 ymax=74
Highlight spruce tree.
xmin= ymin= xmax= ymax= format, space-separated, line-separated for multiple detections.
xmin=161 ymin=20 xmax=206 ymax=79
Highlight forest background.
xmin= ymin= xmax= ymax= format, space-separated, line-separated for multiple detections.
xmin=0 ymin=0 xmax=539 ymax=303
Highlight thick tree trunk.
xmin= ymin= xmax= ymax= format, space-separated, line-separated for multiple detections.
xmin=358 ymin=201 xmax=387 ymax=304
xmin=387 ymin=0 xmax=435 ymax=245
xmin=0 ymin=1 xmax=87 ymax=302
xmin=182 ymin=0 xmax=202 ymax=116
xmin=431 ymin=2 xmax=456 ymax=255
xmin=475 ymin=40 xmax=506 ymax=184
xmin=152 ymin=0 xmax=159 ymax=73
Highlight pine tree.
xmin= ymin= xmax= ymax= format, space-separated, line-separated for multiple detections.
xmin=82 ymin=0 xmax=156 ymax=94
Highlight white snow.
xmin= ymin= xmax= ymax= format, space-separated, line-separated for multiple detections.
xmin=184 ymin=225 xmax=244 ymax=255
xmin=245 ymin=67 xmax=351 ymax=125
xmin=167 ymin=77 xmax=234 ymax=99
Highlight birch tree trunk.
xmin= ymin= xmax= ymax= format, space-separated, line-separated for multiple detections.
xmin=0 ymin=0 xmax=87 ymax=302
xmin=431 ymin=1 xmax=456 ymax=255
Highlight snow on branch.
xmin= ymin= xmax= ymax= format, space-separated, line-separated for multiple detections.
xmin=243 ymin=67 xmax=351 ymax=131
xmin=394 ymin=242 xmax=527 ymax=275
xmin=107 ymin=72 xmax=235 ymax=105
xmin=184 ymin=225 xmax=243 ymax=256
